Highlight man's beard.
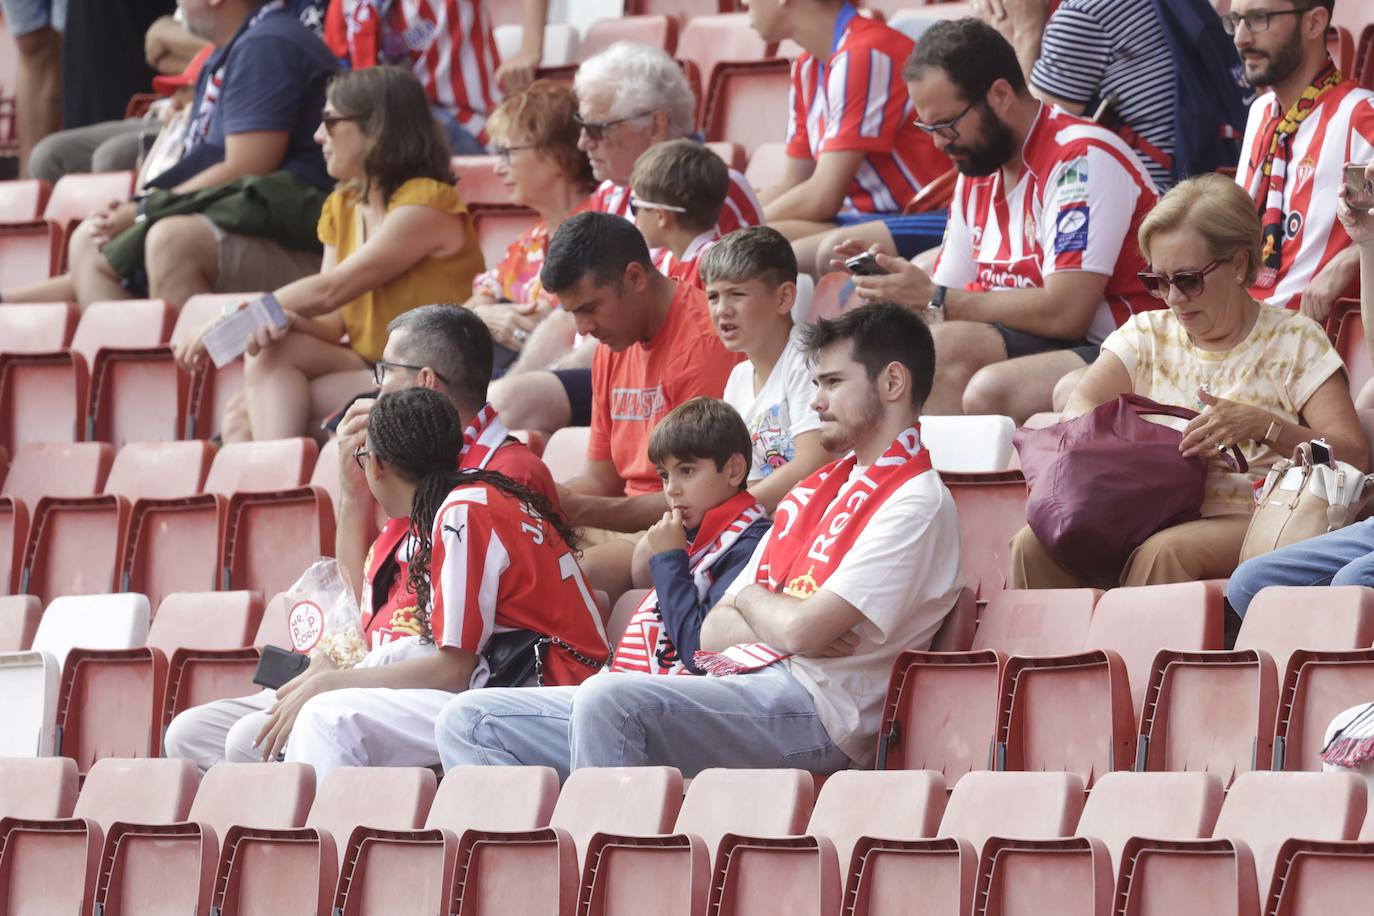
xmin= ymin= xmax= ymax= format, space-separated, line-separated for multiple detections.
xmin=944 ymin=105 xmax=1016 ymax=177
xmin=1243 ymin=30 xmax=1305 ymax=88
xmin=817 ymin=391 xmax=883 ymax=454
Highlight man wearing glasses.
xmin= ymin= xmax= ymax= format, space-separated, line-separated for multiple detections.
xmin=832 ymin=18 xmax=1158 ymax=423
xmin=1230 ymin=0 xmax=1374 ymax=322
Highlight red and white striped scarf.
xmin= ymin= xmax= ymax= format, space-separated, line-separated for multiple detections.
xmin=458 ymin=403 xmax=508 ymax=471
xmin=609 ymin=492 xmax=766 ymax=675
xmin=1322 ymin=701 xmax=1374 ymax=769
xmin=694 ymin=425 xmax=933 ymax=676
xmin=186 ymin=0 xmax=286 ymax=152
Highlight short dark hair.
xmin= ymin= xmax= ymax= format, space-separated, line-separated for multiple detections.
xmin=647 ymin=397 xmax=753 ymax=490
xmin=630 ymin=139 xmax=729 ymax=233
xmin=541 ymin=211 xmax=654 ymax=294
xmin=903 ymin=18 xmax=1026 ymax=100
xmin=801 ymin=302 xmax=936 ymax=407
xmin=699 ymin=226 xmax=799 ymax=290
xmin=386 ymin=304 xmax=493 ymax=413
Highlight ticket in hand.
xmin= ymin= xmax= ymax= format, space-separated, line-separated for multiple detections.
xmin=201 ymin=294 xmax=289 ymax=368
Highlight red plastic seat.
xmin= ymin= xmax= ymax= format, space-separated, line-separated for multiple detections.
xmin=0 ymin=757 xmax=198 ymax=916
xmin=944 ymin=473 xmax=1027 ymax=601
xmin=56 ymin=591 xmax=264 ymax=772
xmin=0 ymin=594 xmax=39 ymax=650
xmin=177 ymin=292 xmax=263 ymax=439
xmin=448 ymin=765 xmax=684 ymax=916
xmin=1329 ymin=25 xmax=1356 ymax=75
xmin=331 ymin=765 xmax=560 ymax=915
xmin=877 ymin=588 xmax=1101 ymax=781
xmin=0 ymin=178 xmax=50 ymax=220
xmin=746 ymin=142 xmax=789 ymax=192
xmin=709 ymin=770 xmax=946 ymax=916
xmin=1274 ymin=648 xmax=1374 ymax=773
xmin=90 ymin=762 xmax=314 ymax=916
xmin=44 ymin=171 xmax=135 ymax=231
xmin=209 ymin=766 xmax=437 ymax=916
xmin=1075 ymin=771 xmax=1225 ymax=876
xmin=703 ymin=59 xmax=792 ymax=156
xmin=0 ymin=757 xmax=77 ymax=820
xmin=0 ymin=220 xmax=61 ymax=287
xmin=0 ymin=441 xmax=112 ymax=595
xmin=633 ymin=0 xmax=727 ymax=22
xmin=676 ymin=13 xmax=773 ymax=102
xmin=452 ymin=155 xmax=511 ymax=207
xmin=1264 ymin=838 xmax=1374 ymax=914
xmin=472 ymin=205 xmax=540 ymax=269
xmin=1336 ymin=304 xmax=1373 ymax=400
xmin=310 ymin=436 xmax=341 ymax=512
xmin=543 ymin=426 xmax=591 ymax=483
xmin=705 ymin=140 xmax=747 ymax=171
xmin=580 ymin=14 xmax=678 ymax=59
xmin=929 ymin=585 xmax=977 ymax=652
xmin=0 ymin=301 xmax=76 ymax=354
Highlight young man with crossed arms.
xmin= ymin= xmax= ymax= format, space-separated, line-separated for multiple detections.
xmin=437 ymin=302 xmax=963 ymax=775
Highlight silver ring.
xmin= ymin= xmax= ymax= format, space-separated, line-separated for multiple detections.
xmin=513 ymin=329 xmax=529 ymax=343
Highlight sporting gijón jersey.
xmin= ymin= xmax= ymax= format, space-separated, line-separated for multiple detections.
xmin=932 ymin=104 xmax=1160 ymax=344
xmin=785 ymin=4 xmax=948 ymax=215
xmin=428 ymin=482 xmax=609 ymax=686
xmin=1236 ymin=80 xmax=1374 ymax=311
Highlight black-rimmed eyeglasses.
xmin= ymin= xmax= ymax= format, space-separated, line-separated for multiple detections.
xmin=372 ymin=360 xmax=449 ymax=387
xmin=913 ymin=95 xmax=983 ymax=142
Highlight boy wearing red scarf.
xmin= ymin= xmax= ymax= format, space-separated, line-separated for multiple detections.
xmin=438 ymin=303 xmax=963 ymax=775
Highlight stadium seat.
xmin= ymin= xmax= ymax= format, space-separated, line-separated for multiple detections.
xmin=210 ymin=766 xmax=437 ymax=916
xmin=633 ymin=0 xmax=728 ymax=22
xmin=579 ymin=14 xmax=678 ymax=58
xmin=0 ymin=757 xmax=197 ymax=916
xmin=746 ymin=141 xmax=789 ymax=192
xmin=55 ymin=591 xmax=263 ymax=772
xmin=448 ymin=765 xmax=683 ymax=916
xmin=0 ymin=220 xmax=61 ymax=287
xmin=472 ymin=205 xmax=540 ymax=269
xmin=705 ymin=140 xmax=747 ymax=171
xmin=543 ymin=425 xmax=591 ymax=483
xmin=1337 ymin=304 xmax=1373 ymax=400
xmin=123 ymin=438 xmax=318 ymax=609
xmin=1076 ymin=771 xmax=1225 ymax=875
xmin=846 ymin=771 xmax=1085 ymax=916
xmin=929 ymin=585 xmax=977 ymax=652
xmin=222 ymin=482 xmax=334 ymax=597
xmin=310 ymin=437 xmax=342 ymax=512
xmin=608 ymin=588 xmax=649 ymax=648
xmin=944 ymin=473 xmax=1028 ymax=601
xmin=0 ymin=301 xmax=76 ymax=354
xmin=1264 ymin=838 xmax=1374 ymax=914
xmin=1329 ymin=25 xmax=1356 ymax=76
xmin=1137 ymin=586 xmax=1374 ymax=784
xmin=0 ymin=441 xmax=112 ymax=594
xmin=331 ymin=766 xmax=559 ymax=915
xmin=919 ymin=415 xmax=1017 ymax=473
xmin=878 ymin=587 xmax=1100 ymax=779
xmin=0 ymin=593 xmax=39 ymax=651
xmin=1274 ymin=648 xmax=1374 ymax=773
xmin=703 ymin=59 xmax=791 ymax=157
xmin=677 ymin=14 xmax=774 ymax=111
xmin=452 ymin=155 xmax=511 ymax=208
xmin=0 ymin=756 xmax=78 ymax=820
xmin=0 ymin=178 xmax=50 ymax=220
xmin=495 ymin=22 xmax=581 ymax=66
xmin=708 ymin=770 xmax=946 ymax=916
xmin=43 ymin=171 xmax=135 ymax=235
xmin=176 ymin=293 xmax=262 ymax=440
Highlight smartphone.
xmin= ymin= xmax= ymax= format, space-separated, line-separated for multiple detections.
xmin=1346 ymin=162 xmax=1374 ymax=209
xmin=1310 ymin=438 xmax=1335 ymax=468
xmin=844 ymin=252 xmax=888 ymax=276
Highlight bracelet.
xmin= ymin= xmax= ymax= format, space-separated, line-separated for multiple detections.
xmin=1263 ymin=418 xmax=1282 ymax=446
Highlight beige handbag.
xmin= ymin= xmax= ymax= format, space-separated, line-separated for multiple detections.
xmin=1239 ymin=442 xmax=1374 ymax=563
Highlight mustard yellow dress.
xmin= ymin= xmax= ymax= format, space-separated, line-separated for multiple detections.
xmin=317 ymin=177 xmax=485 ymax=363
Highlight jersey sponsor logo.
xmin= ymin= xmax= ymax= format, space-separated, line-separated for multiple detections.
xmin=976 ymin=265 xmax=1038 ymax=289
xmin=610 ymin=386 xmax=666 ymax=422
xmin=1054 ymin=204 xmax=1090 ymax=254
xmin=1285 ymin=210 xmax=1304 ymax=240
xmin=1055 ymin=156 xmax=1091 ymax=204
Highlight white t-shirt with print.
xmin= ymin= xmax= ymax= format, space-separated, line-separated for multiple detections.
xmin=725 ymin=466 xmax=963 ymax=764
xmin=723 ymin=325 xmax=823 ymax=482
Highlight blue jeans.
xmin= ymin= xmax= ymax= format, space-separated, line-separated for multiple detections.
xmin=435 ymin=665 xmax=851 ymax=780
xmin=1227 ymin=518 xmax=1374 ymax=617
xmin=432 ymin=104 xmax=485 ymax=155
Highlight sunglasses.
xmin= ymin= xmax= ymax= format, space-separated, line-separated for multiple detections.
xmin=1137 ymin=258 xmax=1225 ymax=300
xmin=574 ymin=110 xmax=651 ymax=142
xmin=628 ymin=195 xmax=688 ymax=216
xmin=321 ymin=113 xmax=359 ymax=133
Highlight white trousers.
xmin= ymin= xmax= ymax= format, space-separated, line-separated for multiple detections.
xmin=163 ymin=686 xmax=455 ymax=782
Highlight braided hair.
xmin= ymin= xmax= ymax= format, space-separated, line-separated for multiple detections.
xmin=366 ymin=388 xmax=580 ymax=642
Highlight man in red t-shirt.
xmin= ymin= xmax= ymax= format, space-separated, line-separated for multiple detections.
xmin=544 ymin=212 xmax=740 ymax=598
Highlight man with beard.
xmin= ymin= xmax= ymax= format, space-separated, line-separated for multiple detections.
xmin=1230 ymin=0 xmax=1374 ymax=323
xmin=832 ymin=18 xmax=1158 ymax=422
xmin=436 ymin=302 xmax=963 ymax=775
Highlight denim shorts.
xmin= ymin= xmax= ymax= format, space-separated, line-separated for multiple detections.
xmin=0 ymin=0 xmax=66 ymax=35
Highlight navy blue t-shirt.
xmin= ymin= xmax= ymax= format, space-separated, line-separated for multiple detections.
xmin=154 ymin=8 xmax=336 ymax=191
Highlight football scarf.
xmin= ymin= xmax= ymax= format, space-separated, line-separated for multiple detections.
xmin=186 ymin=0 xmax=286 ymax=153
xmin=1253 ymin=58 xmax=1343 ymax=289
xmin=458 ymin=403 xmax=508 ymax=471
xmin=609 ymin=492 xmax=766 ymax=675
xmin=694 ymin=424 xmax=933 ymax=676
xmin=1322 ymin=701 xmax=1374 ymax=769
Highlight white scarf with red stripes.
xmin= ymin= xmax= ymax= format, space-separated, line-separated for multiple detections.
xmin=609 ymin=492 xmax=765 ymax=675
xmin=458 ymin=403 xmax=507 ymax=471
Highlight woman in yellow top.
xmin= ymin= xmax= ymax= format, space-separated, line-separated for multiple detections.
xmin=178 ymin=65 xmax=484 ymax=440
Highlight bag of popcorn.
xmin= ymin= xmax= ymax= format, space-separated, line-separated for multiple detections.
xmin=284 ymin=558 xmax=367 ymax=669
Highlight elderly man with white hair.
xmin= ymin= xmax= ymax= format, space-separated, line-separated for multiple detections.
xmin=490 ymin=42 xmax=762 ymax=435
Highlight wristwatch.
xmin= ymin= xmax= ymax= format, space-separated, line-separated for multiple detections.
xmin=928 ymin=284 xmax=947 ymax=311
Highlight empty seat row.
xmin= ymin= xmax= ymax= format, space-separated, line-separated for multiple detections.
xmin=0 ymin=171 xmax=136 ymax=285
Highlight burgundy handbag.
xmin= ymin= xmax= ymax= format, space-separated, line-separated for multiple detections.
xmin=1012 ymin=393 xmax=1246 ymax=584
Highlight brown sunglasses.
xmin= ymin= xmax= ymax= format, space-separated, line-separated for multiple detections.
xmin=1137 ymin=258 xmax=1224 ymax=300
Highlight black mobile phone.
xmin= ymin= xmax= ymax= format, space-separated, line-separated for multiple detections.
xmin=1310 ymin=438 xmax=1334 ymax=468
xmin=252 ymin=645 xmax=311 ymax=690
xmin=844 ymin=252 xmax=888 ymax=276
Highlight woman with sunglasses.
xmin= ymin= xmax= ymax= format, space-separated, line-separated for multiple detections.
xmin=1010 ymin=173 xmax=1366 ymax=589
xmin=176 ymin=65 xmax=485 ymax=441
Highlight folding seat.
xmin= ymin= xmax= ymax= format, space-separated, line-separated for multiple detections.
xmin=494 ymin=22 xmax=580 ymax=66
xmin=705 ymin=140 xmax=747 ymax=171
xmin=703 ymin=59 xmax=792 ymax=157
xmin=123 ymin=438 xmax=318 ymax=608
xmin=676 ymin=13 xmax=773 ymax=99
xmin=0 ymin=178 xmax=50 ymax=220
xmin=89 ymin=762 xmax=314 ymax=916
xmin=543 ymin=425 xmax=591 ymax=483
xmin=452 ymin=155 xmax=511 ymax=208
xmin=330 ymin=766 xmax=559 ymax=915
xmin=846 ymin=771 xmax=1084 ymax=916
xmin=1137 ymin=585 xmax=1374 ymax=785
xmin=579 ymin=14 xmax=678 ymax=58
xmin=996 ymin=581 xmax=1225 ymax=788
xmin=1329 ymin=26 xmax=1356 ymax=75
xmin=176 ymin=292 xmax=264 ymax=440
xmin=311 ymin=436 xmax=342 ymax=512
xmin=0 ymin=757 xmax=78 ymax=820
xmin=0 ymin=593 xmax=149 ymax=758
xmin=0 ymin=440 xmax=112 ymax=594
xmin=1274 ymin=648 xmax=1374 ymax=772
xmin=0 ymin=297 xmax=173 ymax=454
xmin=0 ymin=220 xmax=62 ymax=287
xmin=55 ymin=591 xmax=263 ymax=772
xmin=0 ymin=756 xmax=197 ymax=916
xmin=0 ymin=301 xmax=76 ymax=354
xmin=472 ymin=205 xmax=540 ymax=269
xmin=929 ymin=585 xmax=977 ymax=653
xmin=447 ymin=765 xmax=683 ymax=916
xmin=1115 ymin=771 xmax=1365 ymax=914
xmin=746 ymin=142 xmax=789 ymax=193
xmin=43 ymin=171 xmax=136 ymax=244
xmin=0 ymin=594 xmax=39 ymax=651
xmin=1337 ymin=304 xmax=1373 ymax=399
xmin=919 ymin=415 xmax=1017 ymax=474
xmin=708 ymin=770 xmax=945 ymax=916
xmin=633 ymin=0 xmax=727 ymax=23
xmin=208 ymin=766 xmax=437 ymax=916
xmin=878 ymin=587 xmax=1099 ymax=780
xmin=943 ymin=473 xmax=1027 ymax=601
xmin=1263 ymin=838 xmax=1374 ymax=914
xmin=221 ymin=473 xmax=335 ymax=597
xmin=608 ymin=588 xmax=650 ymax=648
xmin=20 ymin=440 xmax=213 ymax=604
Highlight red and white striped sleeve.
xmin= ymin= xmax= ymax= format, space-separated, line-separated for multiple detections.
xmin=429 ymin=488 xmax=509 ymax=654
xmin=821 ymin=45 xmax=903 ymax=153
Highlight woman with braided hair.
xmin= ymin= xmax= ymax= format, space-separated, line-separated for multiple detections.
xmin=163 ymin=386 xmax=608 ymax=779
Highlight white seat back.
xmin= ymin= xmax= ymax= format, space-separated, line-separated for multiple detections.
xmin=919 ymin=415 xmax=1017 ymax=473
xmin=30 ymin=593 xmax=150 ymax=670
xmin=0 ymin=651 xmax=58 ymax=756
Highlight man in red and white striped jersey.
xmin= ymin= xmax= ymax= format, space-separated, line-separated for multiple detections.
xmin=835 ymin=19 xmax=1159 ymax=422
xmin=1229 ymin=0 xmax=1374 ymax=322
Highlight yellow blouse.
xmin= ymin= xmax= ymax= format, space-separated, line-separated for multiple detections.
xmin=317 ymin=177 xmax=485 ymax=362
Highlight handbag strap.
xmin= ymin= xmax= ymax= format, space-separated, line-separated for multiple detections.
xmin=1118 ymin=393 xmax=1250 ymax=473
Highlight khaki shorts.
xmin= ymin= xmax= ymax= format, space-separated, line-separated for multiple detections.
xmin=198 ymin=215 xmax=321 ymax=294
